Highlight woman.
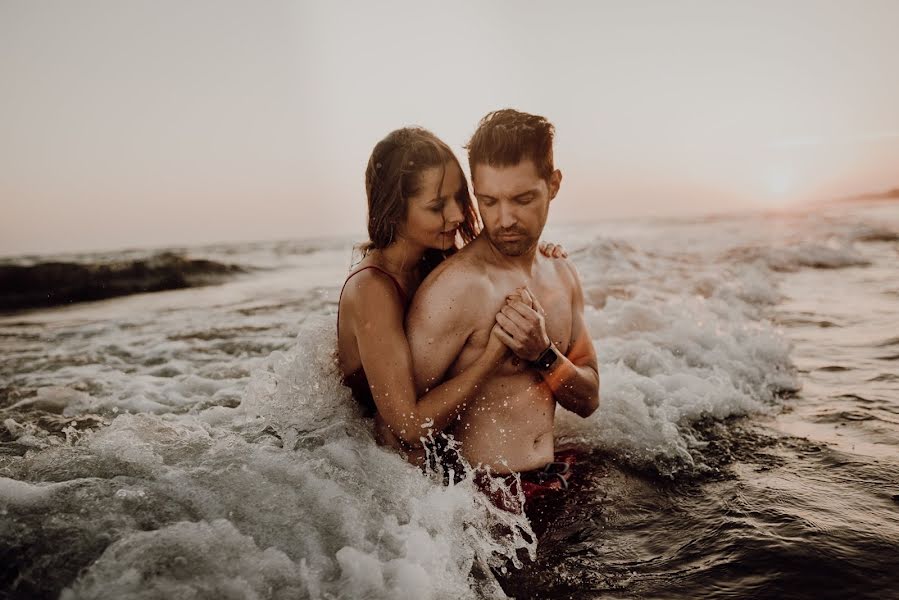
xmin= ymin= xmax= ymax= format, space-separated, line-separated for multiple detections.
xmin=337 ymin=127 xmax=564 ymax=461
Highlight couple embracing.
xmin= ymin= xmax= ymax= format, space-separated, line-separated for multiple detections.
xmin=337 ymin=109 xmax=600 ymax=515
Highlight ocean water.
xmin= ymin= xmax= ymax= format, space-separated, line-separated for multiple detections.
xmin=1 ymin=201 xmax=897 ymax=599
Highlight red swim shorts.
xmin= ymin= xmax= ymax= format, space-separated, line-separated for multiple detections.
xmin=475 ymin=449 xmax=579 ymax=515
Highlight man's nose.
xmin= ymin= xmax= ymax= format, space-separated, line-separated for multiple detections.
xmin=497 ymin=202 xmax=517 ymax=228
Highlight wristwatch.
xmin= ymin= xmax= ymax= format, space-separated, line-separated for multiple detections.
xmin=531 ymin=344 xmax=559 ymax=371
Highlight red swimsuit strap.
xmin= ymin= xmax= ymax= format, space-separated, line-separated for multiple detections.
xmin=337 ymin=265 xmax=407 ymax=336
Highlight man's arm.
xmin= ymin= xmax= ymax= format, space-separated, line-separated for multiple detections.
xmin=494 ymin=262 xmax=599 ymax=417
xmin=545 ymin=261 xmax=600 ymax=416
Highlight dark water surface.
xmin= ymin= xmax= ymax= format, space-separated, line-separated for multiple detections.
xmin=505 ymin=207 xmax=899 ymax=599
xmin=503 ymin=435 xmax=899 ymax=599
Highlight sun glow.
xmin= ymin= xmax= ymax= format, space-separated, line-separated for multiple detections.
xmin=760 ymin=165 xmax=800 ymax=205
xmin=766 ymin=169 xmax=795 ymax=196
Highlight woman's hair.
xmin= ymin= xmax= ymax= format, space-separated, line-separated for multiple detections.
xmin=361 ymin=127 xmax=480 ymax=263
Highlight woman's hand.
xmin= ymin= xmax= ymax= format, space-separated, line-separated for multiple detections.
xmin=538 ymin=241 xmax=568 ymax=259
xmin=483 ymin=323 xmax=511 ymax=367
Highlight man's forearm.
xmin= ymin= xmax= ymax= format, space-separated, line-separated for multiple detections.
xmin=539 ymin=350 xmax=599 ymax=418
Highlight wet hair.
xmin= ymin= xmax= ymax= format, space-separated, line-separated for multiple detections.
xmin=465 ymin=108 xmax=556 ymax=180
xmin=362 ymin=127 xmax=480 ymax=263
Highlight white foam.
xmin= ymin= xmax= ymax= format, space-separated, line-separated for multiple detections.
xmin=61 ymin=519 xmax=312 ymax=600
xmin=17 ymin=211 xmax=889 ymax=596
xmin=555 ymin=236 xmax=800 ymax=472
xmin=6 ymin=386 xmax=92 ymax=414
xmin=44 ymin=318 xmax=532 ymax=599
xmin=0 ymin=476 xmax=64 ymax=507
xmin=747 ymin=242 xmax=870 ymax=272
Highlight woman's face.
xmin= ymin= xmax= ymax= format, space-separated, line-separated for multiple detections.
xmin=400 ymin=162 xmax=467 ymax=251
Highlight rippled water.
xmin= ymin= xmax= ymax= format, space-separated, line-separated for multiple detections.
xmin=1 ymin=202 xmax=897 ymax=599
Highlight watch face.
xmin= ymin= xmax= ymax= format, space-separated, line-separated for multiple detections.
xmin=536 ymin=346 xmax=557 ymax=370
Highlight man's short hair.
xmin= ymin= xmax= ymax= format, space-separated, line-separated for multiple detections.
xmin=465 ymin=109 xmax=555 ymax=180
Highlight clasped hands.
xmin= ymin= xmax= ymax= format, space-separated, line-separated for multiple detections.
xmin=492 ymin=287 xmax=552 ymax=363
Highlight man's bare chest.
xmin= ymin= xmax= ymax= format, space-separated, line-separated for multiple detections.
xmin=451 ymin=270 xmax=573 ymax=375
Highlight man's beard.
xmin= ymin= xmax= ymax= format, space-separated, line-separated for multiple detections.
xmin=487 ymin=227 xmax=536 ymax=256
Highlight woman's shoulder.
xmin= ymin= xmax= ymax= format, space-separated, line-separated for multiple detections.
xmin=340 ymin=263 xmax=405 ymax=310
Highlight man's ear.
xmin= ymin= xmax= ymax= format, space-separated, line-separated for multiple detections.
xmin=548 ymin=169 xmax=562 ymax=200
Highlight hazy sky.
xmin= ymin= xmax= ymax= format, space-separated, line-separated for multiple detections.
xmin=2 ymin=0 xmax=898 ymax=256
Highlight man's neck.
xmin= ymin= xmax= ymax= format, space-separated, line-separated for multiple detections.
xmin=475 ymin=234 xmax=539 ymax=275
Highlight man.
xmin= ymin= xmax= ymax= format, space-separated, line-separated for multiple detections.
xmin=406 ymin=109 xmax=600 ymax=479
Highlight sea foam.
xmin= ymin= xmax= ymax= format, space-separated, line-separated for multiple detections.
xmin=24 ymin=317 xmax=532 ymax=600
xmin=555 ymin=234 xmax=800 ymax=473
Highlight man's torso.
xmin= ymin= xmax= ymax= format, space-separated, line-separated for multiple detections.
xmin=440 ymin=243 xmax=575 ymax=474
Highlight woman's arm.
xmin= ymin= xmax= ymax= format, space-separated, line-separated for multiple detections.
xmin=346 ymin=271 xmax=506 ymax=447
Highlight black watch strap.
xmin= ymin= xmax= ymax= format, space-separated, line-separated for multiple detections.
xmin=531 ymin=344 xmax=559 ymax=371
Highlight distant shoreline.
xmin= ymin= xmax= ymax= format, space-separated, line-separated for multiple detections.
xmin=829 ymin=188 xmax=899 ymax=205
xmin=0 ymin=252 xmax=247 ymax=312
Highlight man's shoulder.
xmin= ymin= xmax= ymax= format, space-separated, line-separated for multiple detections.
xmin=539 ymin=252 xmax=580 ymax=287
xmin=418 ymin=245 xmax=489 ymax=300
xmin=406 ymin=256 xmax=480 ymax=340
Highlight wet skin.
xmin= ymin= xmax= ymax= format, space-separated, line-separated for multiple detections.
xmin=407 ymin=160 xmax=599 ymax=474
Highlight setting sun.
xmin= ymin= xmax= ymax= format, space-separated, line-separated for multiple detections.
xmin=762 ymin=165 xmax=799 ymax=203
